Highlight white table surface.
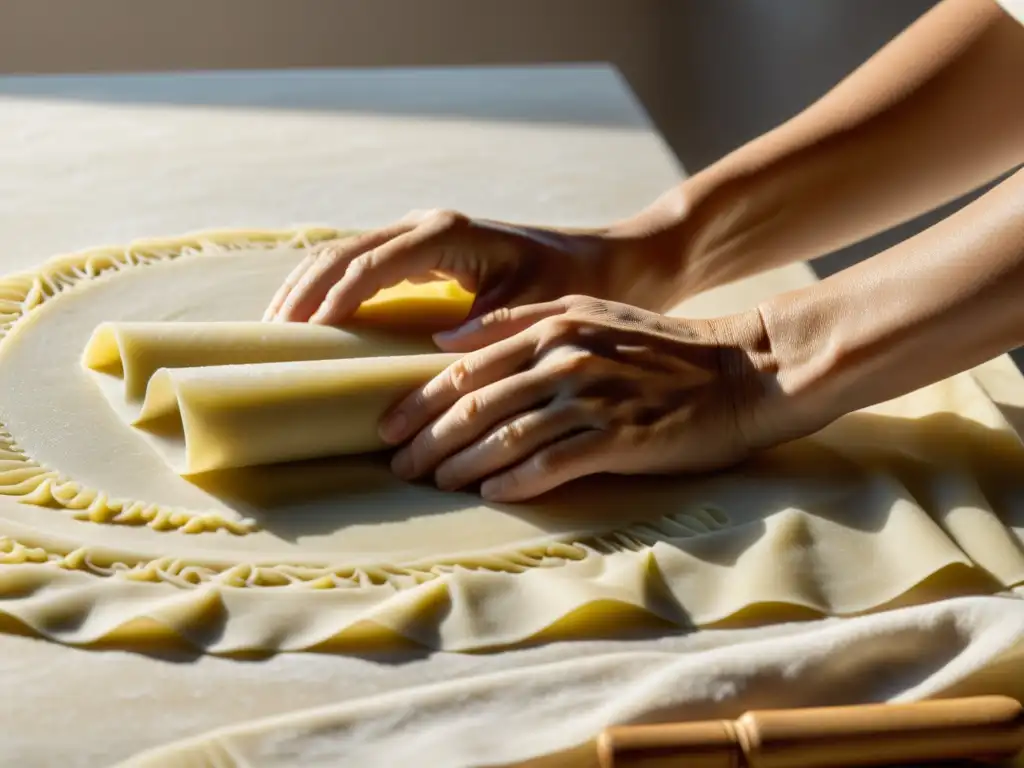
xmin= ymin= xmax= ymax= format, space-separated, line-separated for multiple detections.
xmin=0 ymin=66 xmax=681 ymax=263
xmin=5 ymin=65 xmax=1011 ymax=768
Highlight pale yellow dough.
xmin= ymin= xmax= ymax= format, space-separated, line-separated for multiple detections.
xmin=136 ymin=355 xmax=459 ymax=474
xmin=82 ymin=321 xmax=439 ymax=405
xmin=82 ymin=320 xmax=459 ymax=474
xmin=0 ymin=228 xmax=1022 ymax=656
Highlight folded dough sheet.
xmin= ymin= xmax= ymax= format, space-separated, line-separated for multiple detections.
xmin=83 ymin=321 xmax=458 ymax=475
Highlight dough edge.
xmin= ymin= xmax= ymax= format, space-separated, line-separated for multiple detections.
xmin=0 ymin=227 xmax=1007 ymax=655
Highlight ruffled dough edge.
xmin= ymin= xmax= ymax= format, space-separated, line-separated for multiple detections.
xmin=0 ymin=229 xmax=731 ymax=611
xmin=0 ymin=228 xmax=734 ymax=584
xmin=0 ymin=228 xmax=348 ymax=535
xmin=0 ymin=227 xmax=1010 ymax=654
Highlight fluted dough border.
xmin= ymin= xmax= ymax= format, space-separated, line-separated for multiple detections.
xmin=0 ymin=228 xmax=346 ymax=535
xmin=0 ymin=229 xmax=733 ymax=593
xmin=0 ymin=228 xmax=1011 ymax=654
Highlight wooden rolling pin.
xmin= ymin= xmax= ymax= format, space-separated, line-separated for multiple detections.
xmin=594 ymin=696 xmax=1023 ymax=768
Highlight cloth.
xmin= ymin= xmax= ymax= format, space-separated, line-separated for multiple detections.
xmin=114 ymin=593 xmax=1024 ymax=767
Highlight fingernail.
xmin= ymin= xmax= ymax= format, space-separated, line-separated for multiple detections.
xmin=433 ymin=468 xmax=460 ymax=492
xmin=391 ymin=450 xmax=415 ymax=479
xmin=434 ymin=316 xmax=481 ymax=343
xmin=379 ymin=412 xmax=407 ymax=444
xmin=432 ymin=327 xmax=463 ymax=345
xmin=480 ymin=477 xmax=505 ymax=501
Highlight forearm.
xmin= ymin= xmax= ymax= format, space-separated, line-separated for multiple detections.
xmin=620 ymin=0 xmax=1024 ymax=303
xmin=757 ymin=167 xmax=1024 ymax=437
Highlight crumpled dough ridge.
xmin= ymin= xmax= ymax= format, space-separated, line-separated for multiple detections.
xmin=0 ymin=227 xmax=1019 ymax=656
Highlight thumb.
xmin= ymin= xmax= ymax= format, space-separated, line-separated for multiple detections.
xmin=433 ymin=300 xmax=569 ymax=352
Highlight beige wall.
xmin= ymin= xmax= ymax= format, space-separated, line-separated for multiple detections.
xmin=0 ymin=1 xmax=677 ymax=133
xmin=1 ymin=1 xmax=663 ymax=74
xmin=1 ymin=0 xmax=935 ymax=176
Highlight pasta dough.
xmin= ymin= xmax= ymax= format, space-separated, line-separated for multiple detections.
xmin=0 ymin=228 xmax=1021 ymax=657
xmin=135 ymin=355 xmax=459 ymax=475
xmin=83 ymin=321 xmax=438 ymax=406
xmin=82 ymin=320 xmax=460 ymax=474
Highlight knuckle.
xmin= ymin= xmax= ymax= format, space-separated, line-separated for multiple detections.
xmin=313 ymin=239 xmax=343 ymax=258
xmin=553 ymin=397 xmax=589 ymax=422
xmin=530 ymin=447 xmax=560 ymax=476
xmin=346 ymin=249 xmax=379 ymax=277
xmin=536 ymin=315 xmax=576 ymax=346
xmin=445 ymin=357 xmax=475 ymax=393
xmin=430 ymin=209 xmax=468 ymax=230
xmin=561 ymin=294 xmax=589 ymax=309
xmin=494 ymin=419 xmax=526 ymax=448
xmin=455 ymin=392 xmax=483 ymax=423
xmin=562 ymin=294 xmax=602 ymax=314
xmin=551 ymin=351 xmax=593 ymax=378
xmin=620 ymin=426 xmax=648 ymax=450
xmin=480 ymin=306 xmax=513 ymax=327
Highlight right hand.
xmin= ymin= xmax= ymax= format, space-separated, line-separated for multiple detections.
xmin=376 ymin=294 xmax=783 ymax=501
xmin=263 ymin=208 xmax=679 ymax=327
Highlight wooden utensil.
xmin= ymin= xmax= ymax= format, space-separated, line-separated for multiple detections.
xmin=597 ymin=695 xmax=1022 ymax=767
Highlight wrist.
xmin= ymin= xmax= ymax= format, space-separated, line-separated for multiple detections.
xmin=700 ymin=306 xmax=815 ymax=453
xmin=609 ymin=168 xmax=791 ymax=308
xmin=709 ymin=292 xmax=851 ymax=454
xmin=754 ymin=279 xmax=883 ymax=443
xmin=600 ymin=181 xmax=707 ymax=311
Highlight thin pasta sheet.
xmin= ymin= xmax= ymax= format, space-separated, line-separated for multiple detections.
xmin=0 ymin=228 xmax=1020 ymax=658
xmin=81 ymin=320 xmax=457 ymax=475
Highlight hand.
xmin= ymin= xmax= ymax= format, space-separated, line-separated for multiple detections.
xmin=263 ymin=207 xmax=683 ymax=326
xmin=377 ymin=295 xmax=778 ymax=502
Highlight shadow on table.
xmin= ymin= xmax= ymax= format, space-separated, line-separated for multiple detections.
xmin=999 ymin=403 xmax=1024 ymax=438
xmin=0 ymin=66 xmax=650 ymax=129
xmin=187 ymin=451 xmax=671 ymax=545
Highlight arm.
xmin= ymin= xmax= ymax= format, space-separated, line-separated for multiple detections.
xmin=374 ymin=167 xmax=1023 ymax=502
xmin=616 ymin=0 xmax=1024 ymax=305
xmin=267 ymin=0 xmax=1022 ymax=334
xmin=751 ymin=167 xmax=1024 ymax=442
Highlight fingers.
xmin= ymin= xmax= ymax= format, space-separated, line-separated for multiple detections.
xmin=433 ymin=402 xmax=591 ymax=490
xmin=309 ymin=212 xmax=463 ymax=325
xmin=263 ymin=249 xmax=319 ymax=321
xmin=378 ymin=331 xmax=537 ymax=445
xmin=481 ymin=430 xmax=611 ymax=502
xmin=390 ymin=369 xmax=559 ymax=481
xmin=268 ymin=226 xmax=410 ymax=322
xmin=433 ymin=300 xmax=570 ymax=352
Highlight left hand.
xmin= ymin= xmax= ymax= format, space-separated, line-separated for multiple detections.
xmin=378 ymin=295 xmax=776 ymax=502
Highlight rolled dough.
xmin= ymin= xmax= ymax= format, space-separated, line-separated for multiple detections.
xmin=135 ymin=355 xmax=460 ymax=475
xmin=82 ymin=320 xmax=461 ymax=474
xmin=0 ymin=228 xmax=1022 ymax=655
xmin=82 ymin=321 xmax=440 ymax=406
